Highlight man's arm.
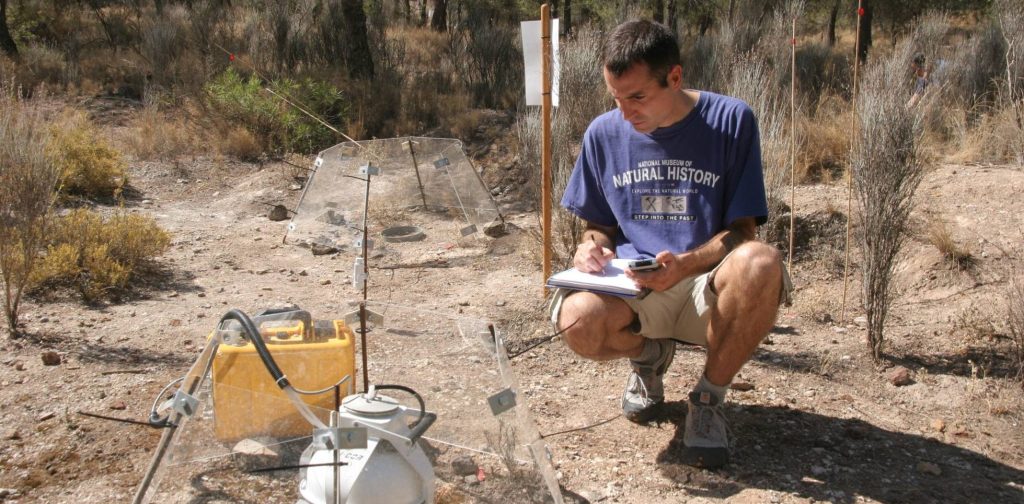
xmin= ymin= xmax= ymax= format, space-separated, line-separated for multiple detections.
xmin=574 ymin=221 xmax=617 ymax=273
xmin=628 ymin=217 xmax=757 ymax=292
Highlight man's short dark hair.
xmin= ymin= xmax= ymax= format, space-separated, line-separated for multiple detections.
xmin=912 ymin=53 xmax=926 ymax=67
xmin=603 ymin=20 xmax=681 ymax=86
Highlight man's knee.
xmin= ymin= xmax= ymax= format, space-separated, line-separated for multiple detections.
xmin=558 ymin=293 xmax=606 ymax=360
xmin=728 ymin=242 xmax=783 ymax=285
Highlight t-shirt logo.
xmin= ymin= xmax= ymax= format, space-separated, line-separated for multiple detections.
xmin=634 ymin=195 xmax=694 ymax=221
xmin=642 ymin=195 xmax=687 ymax=213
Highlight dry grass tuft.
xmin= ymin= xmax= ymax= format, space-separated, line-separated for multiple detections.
xmin=925 ymin=220 xmax=974 ymax=270
xmin=1009 ymin=273 xmax=1024 ymax=382
xmin=127 ymin=107 xmax=198 ymax=161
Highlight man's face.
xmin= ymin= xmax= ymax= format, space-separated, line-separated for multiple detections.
xmin=603 ymin=62 xmax=683 ymax=134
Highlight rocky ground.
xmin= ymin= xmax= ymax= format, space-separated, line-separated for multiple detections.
xmin=0 ymin=105 xmax=1022 ymax=503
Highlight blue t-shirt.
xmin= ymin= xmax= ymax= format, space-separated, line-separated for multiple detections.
xmin=561 ymin=91 xmax=768 ymax=260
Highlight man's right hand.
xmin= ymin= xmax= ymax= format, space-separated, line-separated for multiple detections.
xmin=574 ymin=239 xmax=615 ymax=273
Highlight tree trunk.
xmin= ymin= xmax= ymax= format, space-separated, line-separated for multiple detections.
xmin=419 ymin=0 xmax=427 ymax=27
xmin=827 ymin=0 xmax=839 ymax=47
xmin=727 ymin=0 xmax=735 ymax=26
xmin=342 ymin=0 xmax=375 ymax=79
xmin=653 ymin=0 xmax=663 ymax=24
xmin=857 ymin=0 xmax=872 ymax=63
xmin=563 ymin=0 xmax=572 ymax=35
xmin=404 ymin=0 xmax=411 ymax=24
xmin=0 ymin=0 xmax=19 ymax=61
xmin=430 ymin=0 xmax=446 ymax=32
xmin=666 ymin=0 xmax=676 ymax=33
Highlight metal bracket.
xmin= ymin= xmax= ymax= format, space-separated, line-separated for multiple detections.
xmin=342 ymin=309 xmax=384 ymax=328
xmin=359 ymin=164 xmax=380 ymax=176
xmin=487 ymin=388 xmax=517 ymax=416
xmin=433 ymin=157 xmax=450 ymax=170
xmin=171 ymin=390 xmax=199 ymax=417
xmin=459 ymin=224 xmax=478 ymax=236
xmin=353 ymin=237 xmax=374 ymax=250
xmin=314 ymin=156 xmax=324 ymax=168
xmin=315 ymin=427 xmax=368 ymax=450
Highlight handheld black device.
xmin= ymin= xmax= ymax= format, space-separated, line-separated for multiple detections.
xmin=628 ymin=259 xmax=661 ymax=272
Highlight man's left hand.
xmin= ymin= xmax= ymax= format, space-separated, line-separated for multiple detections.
xmin=625 ymin=251 xmax=688 ymax=292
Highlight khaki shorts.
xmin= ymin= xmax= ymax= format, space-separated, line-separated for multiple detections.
xmin=549 ymin=249 xmax=793 ymax=346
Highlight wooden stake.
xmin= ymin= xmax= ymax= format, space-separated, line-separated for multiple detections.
xmin=541 ymin=4 xmax=553 ymax=297
xmin=788 ymin=18 xmax=797 ymax=271
xmin=841 ymin=0 xmax=863 ymax=323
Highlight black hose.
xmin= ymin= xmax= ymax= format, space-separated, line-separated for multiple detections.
xmin=220 ymin=309 xmax=290 ymax=389
xmin=373 ymin=384 xmax=425 ymax=430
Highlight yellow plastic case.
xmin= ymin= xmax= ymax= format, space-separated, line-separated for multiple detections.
xmin=212 ymin=320 xmax=356 ymax=441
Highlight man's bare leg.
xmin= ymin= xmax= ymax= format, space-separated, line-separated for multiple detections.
xmin=704 ymin=241 xmax=784 ymax=386
xmin=683 ymin=241 xmax=784 ymax=469
xmin=558 ymin=292 xmax=642 ymax=361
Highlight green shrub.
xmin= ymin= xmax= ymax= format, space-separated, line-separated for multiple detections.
xmin=204 ymin=67 xmax=348 ymax=155
xmin=31 ymin=209 xmax=171 ymax=303
xmin=49 ymin=111 xmax=128 ymax=200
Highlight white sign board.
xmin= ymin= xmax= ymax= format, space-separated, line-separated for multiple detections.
xmin=521 ymin=19 xmax=560 ymax=107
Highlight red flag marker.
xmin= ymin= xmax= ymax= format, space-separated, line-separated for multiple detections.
xmin=858 ymin=7 xmax=865 ymax=16
xmin=229 ymin=53 xmax=235 ymax=62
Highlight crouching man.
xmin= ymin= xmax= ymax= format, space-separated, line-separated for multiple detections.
xmin=550 ymin=19 xmax=792 ymax=469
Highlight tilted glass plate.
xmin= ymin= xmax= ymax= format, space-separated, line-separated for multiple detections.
xmin=138 ymin=305 xmax=562 ymax=503
xmin=286 ymin=137 xmax=502 ymax=266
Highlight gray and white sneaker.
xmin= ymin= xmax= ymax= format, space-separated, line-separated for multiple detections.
xmin=681 ymin=390 xmax=731 ymax=468
xmin=621 ymin=339 xmax=675 ymax=423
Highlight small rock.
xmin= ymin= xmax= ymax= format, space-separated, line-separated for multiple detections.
xmin=13 ymin=360 xmax=25 ymax=371
xmin=832 ymin=327 xmax=848 ymax=334
xmin=299 ymin=270 xmax=309 ymax=276
xmin=916 ymin=461 xmax=942 ymax=476
xmin=730 ymin=381 xmax=755 ymax=392
xmin=316 ymin=209 xmax=346 ymax=226
xmin=458 ymin=301 xmax=470 ymax=307
xmin=931 ymin=418 xmax=946 ymax=433
xmin=853 ymin=316 xmax=868 ymax=327
xmin=451 ymin=455 xmax=477 ymax=476
xmin=2 ymin=429 xmax=20 ymax=440
xmin=888 ymin=366 xmax=913 ymax=386
xmin=109 ymin=401 xmax=127 ymax=411
xmin=37 ymin=412 xmax=55 ymax=422
xmin=463 ymin=475 xmax=479 ymax=486
xmin=168 ymin=292 xmax=180 ymax=298
xmin=483 ymin=221 xmax=508 ymax=238
xmin=319 ymin=279 xmax=332 ymax=286
xmin=0 ymin=489 xmax=19 ymax=499
xmin=495 ymin=300 xmax=506 ymax=307
xmin=311 ymin=242 xmax=339 ymax=256
xmin=268 ymin=204 xmax=289 ymax=221
xmin=233 ymin=438 xmax=279 ymax=457
xmin=41 ymin=351 xmax=61 ymax=366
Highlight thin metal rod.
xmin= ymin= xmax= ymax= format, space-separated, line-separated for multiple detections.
xmin=841 ymin=0 xmax=864 ymax=323
xmin=404 ymin=140 xmax=429 ymax=208
xmin=540 ymin=3 xmax=553 ymax=297
xmin=788 ymin=18 xmax=797 ymax=270
xmin=360 ymin=302 xmax=369 ymax=394
xmin=132 ymin=338 xmax=219 ymax=503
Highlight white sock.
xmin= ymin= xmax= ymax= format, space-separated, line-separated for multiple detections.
xmin=694 ymin=374 xmax=728 ymax=404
